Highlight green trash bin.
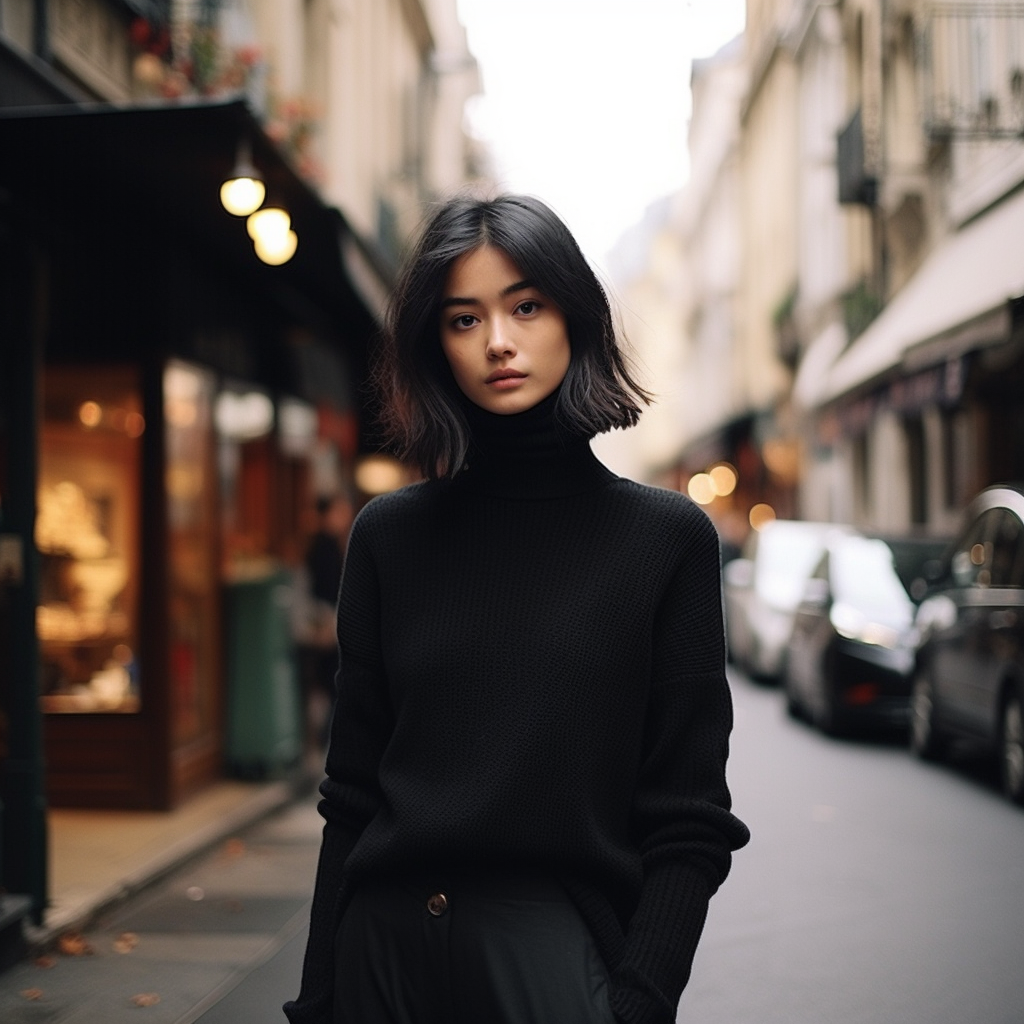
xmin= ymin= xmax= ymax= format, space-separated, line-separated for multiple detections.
xmin=224 ymin=567 xmax=302 ymax=779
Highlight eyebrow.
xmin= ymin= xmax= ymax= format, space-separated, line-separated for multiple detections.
xmin=440 ymin=279 xmax=536 ymax=309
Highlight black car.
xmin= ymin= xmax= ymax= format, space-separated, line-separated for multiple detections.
xmin=910 ymin=484 xmax=1024 ymax=805
xmin=784 ymin=534 xmax=920 ymax=735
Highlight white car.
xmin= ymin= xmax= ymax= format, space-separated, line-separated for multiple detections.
xmin=723 ymin=519 xmax=853 ymax=680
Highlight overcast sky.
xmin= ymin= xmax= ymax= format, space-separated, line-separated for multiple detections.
xmin=455 ymin=0 xmax=747 ymax=268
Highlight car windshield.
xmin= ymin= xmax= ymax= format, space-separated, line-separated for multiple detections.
xmin=753 ymin=523 xmax=832 ymax=608
xmin=831 ymin=537 xmax=913 ymax=627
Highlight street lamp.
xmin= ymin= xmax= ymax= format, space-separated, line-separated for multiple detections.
xmin=219 ymin=140 xmax=265 ymax=217
xmin=246 ymin=206 xmax=298 ymax=265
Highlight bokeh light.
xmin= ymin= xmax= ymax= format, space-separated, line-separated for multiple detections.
xmin=78 ymin=401 xmax=102 ymax=428
xmin=708 ymin=462 xmax=737 ymax=497
xmin=687 ymin=473 xmax=716 ymax=505
xmin=749 ymin=503 xmax=777 ymax=530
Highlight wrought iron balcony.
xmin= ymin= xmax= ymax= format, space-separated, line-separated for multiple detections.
xmin=921 ymin=2 xmax=1024 ymax=138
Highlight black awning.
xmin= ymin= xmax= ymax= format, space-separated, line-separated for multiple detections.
xmin=0 ymin=98 xmax=387 ymax=340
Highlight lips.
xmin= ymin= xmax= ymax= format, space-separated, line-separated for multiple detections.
xmin=485 ymin=369 xmax=527 ymax=383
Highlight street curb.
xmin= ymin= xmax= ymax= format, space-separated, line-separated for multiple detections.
xmin=23 ymin=770 xmax=315 ymax=955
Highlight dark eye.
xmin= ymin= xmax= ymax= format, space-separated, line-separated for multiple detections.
xmin=452 ymin=314 xmax=477 ymax=329
xmin=517 ymin=300 xmax=539 ymax=315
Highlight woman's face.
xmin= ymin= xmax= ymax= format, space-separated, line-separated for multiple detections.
xmin=439 ymin=245 xmax=570 ymax=416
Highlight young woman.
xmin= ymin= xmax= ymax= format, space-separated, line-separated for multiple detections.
xmin=284 ymin=193 xmax=749 ymax=1024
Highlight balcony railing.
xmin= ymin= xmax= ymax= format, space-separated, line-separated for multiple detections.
xmin=921 ymin=2 xmax=1024 ymax=138
xmin=118 ymin=0 xmax=173 ymax=26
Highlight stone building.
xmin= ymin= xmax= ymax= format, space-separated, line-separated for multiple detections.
xmin=0 ymin=0 xmax=483 ymax=925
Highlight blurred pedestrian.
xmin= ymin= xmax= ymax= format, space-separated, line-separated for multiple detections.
xmin=285 ymin=194 xmax=749 ymax=1024
xmin=295 ymin=493 xmax=351 ymax=755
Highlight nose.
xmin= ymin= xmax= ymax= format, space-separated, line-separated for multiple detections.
xmin=485 ymin=317 xmax=516 ymax=359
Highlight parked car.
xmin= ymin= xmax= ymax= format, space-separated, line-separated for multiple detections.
xmin=910 ymin=484 xmax=1024 ymax=805
xmin=867 ymin=532 xmax=952 ymax=603
xmin=784 ymin=534 xmax=920 ymax=735
xmin=723 ymin=519 xmax=852 ymax=680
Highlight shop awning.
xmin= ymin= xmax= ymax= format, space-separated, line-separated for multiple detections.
xmin=793 ymin=321 xmax=846 ymax=411
xmin=813 ymin=186 xmax=1024 ymax=408
xmin=0 ymin=98 xmax=390 ymax=341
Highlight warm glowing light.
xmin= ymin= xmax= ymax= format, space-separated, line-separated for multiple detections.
xmin=165 ymin=365 xmax=202 ymax=429
xmin=356 ymin=455 xmax=406 ymax=495
xmin=215 ymin=391 xmax=274 ymax=440
xmin=220 ymin=176 xmax=266 ymax=217
xmin=247 ymin=206 xmax=290 ymax=242
xmin=762 ymin=437 xmax=800 ymax=483
xmin=253 ymin=228 xmax=298 ymax=265
xmin=708 ymin=462 xmax=737 ymax=497
xmin=687 ymin=473 xmax=716 ymax=505
xmin=79 ymin=401 xmax=102 ymax=428
xmin=124 ymin=412 xmax=146 ymax=438
xmin=749 ymin=503 xmax=777 ymax=531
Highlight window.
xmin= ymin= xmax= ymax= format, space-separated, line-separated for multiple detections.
xmin=989 ymin=509 xmax=1024 ymax=588
xmin=37 ymin=368 xmax=143 ymax=713
xmin=951 ymin=506 xmax=1023 ymax=588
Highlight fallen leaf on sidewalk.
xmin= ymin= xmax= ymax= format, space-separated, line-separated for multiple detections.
xmin=20 ymin=988 xmax=44 ymax=1001
xmin=57 ymin=932 xmax=93 ymax=956
xmin=114 ymin=932 xmax=139 ymax=954
xmin=222 ymin=837 xmax=246 ymax=859
xmin=131 ymin=992 xmax=161 ymax=1007
xmin=34 ymin=955 xmax=56 ymax=969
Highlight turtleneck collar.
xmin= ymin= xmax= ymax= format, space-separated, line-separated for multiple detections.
xmin=453 ymin=389 xmax=617 ymax=500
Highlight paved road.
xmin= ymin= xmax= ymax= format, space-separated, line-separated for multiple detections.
xmin=679 ymin=669 xmax=1024 ymax=1023
xmin=3 ymin=669 xmax=1023 ymax=1023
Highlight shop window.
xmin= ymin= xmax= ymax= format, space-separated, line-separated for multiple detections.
xmin=905 ymin=415 xmax=927 ymax=525
xmin=37 ymin=368 xmax=143 ymax=713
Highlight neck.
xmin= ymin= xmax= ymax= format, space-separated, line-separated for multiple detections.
xmin=454 ymin=391 xmax=615 ymax=500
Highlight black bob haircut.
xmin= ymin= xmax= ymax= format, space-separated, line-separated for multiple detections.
xmin=376 ymin=192 xmax=652 ymax=480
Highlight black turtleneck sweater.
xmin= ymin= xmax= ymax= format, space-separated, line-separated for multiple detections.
xmin=285 ymin=396 xmax=749 ymax=1024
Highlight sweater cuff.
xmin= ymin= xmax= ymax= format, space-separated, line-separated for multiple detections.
xmin=609 ymin=862 xmax=715 ymax=1024
xmin=609 ymin=969 xmax=677 ymax=1024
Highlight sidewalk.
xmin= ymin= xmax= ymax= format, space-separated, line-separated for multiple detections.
xmin=26 ymin=772 xmax=312 ymax=950
xmin=1 ymin=781 xmax=322 ymax=1024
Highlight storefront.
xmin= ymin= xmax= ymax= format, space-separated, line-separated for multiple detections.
xmin=796 ymin=187 xmax=1024 ymax=532
xmin=0 ymin=99 xmax=387 ymax=913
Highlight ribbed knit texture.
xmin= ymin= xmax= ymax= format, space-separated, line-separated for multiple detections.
xmin=284 ymin=395 xmax=750 ymax=1024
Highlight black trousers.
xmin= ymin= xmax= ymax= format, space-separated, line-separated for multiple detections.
xmin=333 ymin=871 xmax=616 ymax=1024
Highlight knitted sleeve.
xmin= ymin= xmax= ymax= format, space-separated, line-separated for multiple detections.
xmin=609 ymin=513 xmax=751 ymax=1024
xmin=283 ymin=507 xmax=392 ymax=1024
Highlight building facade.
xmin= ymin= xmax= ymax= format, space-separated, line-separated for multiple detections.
xmin=798 ymin=0 xmax=1024 ymax=536
xmin=0 ymin=0 xmax=481 ymax=924
xmin=632 ymin=0 xmax=1024 ymax=546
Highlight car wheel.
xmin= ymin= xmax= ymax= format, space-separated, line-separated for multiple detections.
xmin=999 ymin=685 xmax=1024 ymax=806
xmin=909 ymin=670 xmax=944 ymax=760
xmin=783 ymin=668 xmax=803 ymax=720
xmin=814 ymin=688 xmax=847 ymax=737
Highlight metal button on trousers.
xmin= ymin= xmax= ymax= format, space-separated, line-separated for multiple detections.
xmin=333 ymin=872 xmax=617 ymax=1024
xmin=426 ymin=891 xmax=448 ymax=916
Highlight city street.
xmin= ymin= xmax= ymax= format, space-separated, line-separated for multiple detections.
xmin=3 ymin=669 xmax=1024 ymax=1024
xmin=681 ymin=669 xmax=1024 ymax=1023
